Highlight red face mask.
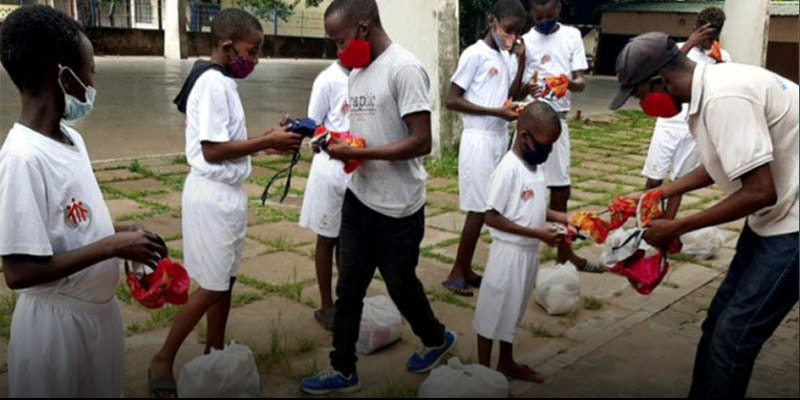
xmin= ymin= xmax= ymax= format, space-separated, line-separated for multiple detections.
xmin=338 ymin=37 xmax=371 ymax=69
xmin=640 ymin=92 xmax=680 ymax=118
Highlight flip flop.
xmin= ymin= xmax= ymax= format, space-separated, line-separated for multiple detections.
xmin=314 ymin=308 xmax=335 ymax=332
xmin=441 ymin=280 xmax=474 ymax=297
xmin=499 ymin=364 xmax=545 ymax=383
xmin=466 ymin=276 xmax=483 ymax=288
xmin=148 ymin=368 xmax=178 ymax=398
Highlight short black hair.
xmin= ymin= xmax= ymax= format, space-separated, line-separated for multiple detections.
xmin=521 ymin=101 xmax=561 ymax=135
xmin=530 ymin=0 xmax=559 ymax=7
xmin=211 ymin=8 xmax=263 ymax=44
xmin=324 ymin=0 xmax=380 ymax=26
xmin=697 ymin=7 xmax=726 ymax=31
xmin=0 ymin=5 xmax=85 ymax=93
xmin=492 ymin=0 xmax=526 ymax=21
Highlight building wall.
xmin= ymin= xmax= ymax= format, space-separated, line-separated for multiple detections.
xmin=598 ymin=11 xmax=798 ymax=82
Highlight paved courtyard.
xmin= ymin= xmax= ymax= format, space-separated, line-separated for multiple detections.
xmin=0 ymin=111 xmax=794 ymax=397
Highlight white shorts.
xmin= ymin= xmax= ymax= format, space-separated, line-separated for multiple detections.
xmin=299 ymin=152 xmax=348 ymax=238
xmin=642 ymin=126 xmax=700 ymax=181
xmin=473 ymin=240 xmax=540 ymax=343
xmin=459 ymin=130 xmax=510 ymax=212
xmin=9 ymin=293 xmax=124 ymax=397
xmin=541 ymin=118 xmax=571 ymax=187
xmin=183 ymin=173 xmax=248 ymax=292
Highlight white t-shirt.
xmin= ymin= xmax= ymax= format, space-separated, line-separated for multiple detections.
xmin=516 ymin=24 xmax=588 ymax=112
xmin=485 ymin=152 xmax=548 ymax=247
xmin=347 ymin=44 xmax=431 ymax=218
xmin=688 ymin=62 xmax=799 ymax=236
xmin=308 ymin=62 xmax=351 ymax=132
xmin=655 ymin=42 xmax=732 ymax=132
xmin=185 ymin=69 xmax=251 ymax=186
xmin=0 ymin=123 xmax=118 ymax=302
xmin=451 ymin=40 xmax=513 ymax=134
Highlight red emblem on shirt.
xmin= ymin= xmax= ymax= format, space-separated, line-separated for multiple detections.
xmin=521 ymin=189 xmax=535 ymax=201
xmin=65 ymin=198 xmax=91 ymax=228
xmin=489 ymin=67 xmax=499 ymax=77
xmin=341 ymin=100 xmax=351 ymax=115
xmin=541 ymin=54 xmax=552 ymax=64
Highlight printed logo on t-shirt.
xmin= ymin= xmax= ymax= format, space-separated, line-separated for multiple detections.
xmin=341 ymin=100 xmax=351 ymax=115
xmin=541 ymin=54 xmax=552 ymax=65
xmin=489 ymin=67 xmax=499 ymax=77
xmin=64 ymin=198 xmax=91 ymax=228
xmin=521 ymin=189 xmax=535 ymax=201
xmin=350 ymin=93 xmax=377 ymax=114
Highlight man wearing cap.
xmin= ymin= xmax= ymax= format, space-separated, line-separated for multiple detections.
xmin=611 ymin=32 xmax=798 ymax=398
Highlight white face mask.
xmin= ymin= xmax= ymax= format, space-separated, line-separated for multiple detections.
xmin=58 ymin=64 xmax=96 ymax=123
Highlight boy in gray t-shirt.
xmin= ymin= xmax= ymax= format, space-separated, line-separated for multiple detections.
xmin=300 ymin=0 xmax=456 ymax=395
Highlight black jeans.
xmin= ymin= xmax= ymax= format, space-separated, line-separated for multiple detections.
xmin=330 ymin=190 xmax=445 ymax=376
xmin=689 ymin=225 xmax=799 ymax=398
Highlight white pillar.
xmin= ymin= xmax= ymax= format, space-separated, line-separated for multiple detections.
xmin=164 ymin=0 xmax=187 ymax=59
xmin=722 ymin=0 xmax=770 ymax=66
xmin=376 ymin=0 xmax=460 ymax=156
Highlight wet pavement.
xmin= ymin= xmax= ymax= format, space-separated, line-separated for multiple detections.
xmin=0 ymin=56 xmax=632 ymax=160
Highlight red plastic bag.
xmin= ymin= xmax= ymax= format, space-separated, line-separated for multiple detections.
xmin=126 ymin=258 xmax=190 ymax=309
xmin=312 ymin=128 xmax=367 ymax=174
xmin=608 ymin=251 xmax=668 ymax=295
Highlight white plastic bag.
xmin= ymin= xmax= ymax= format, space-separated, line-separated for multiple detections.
xmin=418 ymin=357 xmax=508 ymax=398
xmin=602 ymin=228 xmax=650 ymax=267
xmin=356 ymin=295 xmax=403 ymax=354
xmin=534 ymin=263 xmax=581 ymax=315
xmin=177 ymin=341 xmax=260 ymax=398
xmin=680 ymin=227 xmax=725 ymax=260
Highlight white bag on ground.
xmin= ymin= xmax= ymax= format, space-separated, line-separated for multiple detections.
xmin=177 ymin=341 xmax=260 ymax=398
xmin=534 ymin=262 xmax=581 ymax=315
xmin=418 ymin=357 xmax=508 ymax=398
xmin=680 ymin=227 xmax=725 ymax=260
xmin=356 ymin=295 xmax=403 ymax=354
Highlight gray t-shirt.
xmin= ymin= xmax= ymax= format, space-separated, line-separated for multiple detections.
xmin=347 ymin=44 xmax=432 ymax=218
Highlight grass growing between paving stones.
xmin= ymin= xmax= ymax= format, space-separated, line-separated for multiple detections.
xmin=255 ymin=315 xmax=320 ymax=374
xmin=126 ymin=305 xmax=181 ymax=336
xmin=238 ymin=274 xmax=314 ymax=304
xmin=528 ymin=323 xmax=559 ymax=338
xmin=424 ymin=150 xmax=459 ymax=178
xmin=426 ymin=289 xmax=475 ymax=310
xmin=116 ymin=283 xmax=134 ymax=305
xmin=368 ymin=379 xmax=419 ymax=398
xmin=0 ymin=293 xmax=17 ymax=340
xmin=583 ymin=296 xmax=604 ymax=311
xmin=250 ymin=201 xmax=300 ymax=223
xmin=232 ymin=292 xmax=265 ymax=308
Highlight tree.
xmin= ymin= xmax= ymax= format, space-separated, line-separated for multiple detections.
xmin=235 ymin=0 xmax=324 ymax=21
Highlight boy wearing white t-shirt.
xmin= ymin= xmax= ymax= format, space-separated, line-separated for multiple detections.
xmin=0 ymin=6 xmax=168 ymax=397
xmin=299 ymin=61 xmax=350 ymax=331
xmin=443 ymin=0 xmax=528 ymax=297
xmin=516 ymin=0 xmax=601 ymax=272
xmin=474 ymin=102 xmax=566 ymax=383
xmin=149 ymin=9 xmax=302 ymax=397
xmin=642 ymin=7 xmax=731 ymax=219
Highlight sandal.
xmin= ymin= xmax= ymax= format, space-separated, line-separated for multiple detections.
xmin=441 ymin=280 xmax=474 ymax=297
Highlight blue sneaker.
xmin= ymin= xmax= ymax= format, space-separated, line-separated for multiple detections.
xmin=300 ymin=369 xmax=361 ymax=395
xmin=407 ymin=330 xmax=458 ymax=373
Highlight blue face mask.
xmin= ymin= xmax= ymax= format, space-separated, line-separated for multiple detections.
xmin=58 ymin=65 xmax=96 ymax=124
xmin=534 ymin=20 xmax=558 ymax=35
xmin=522 ymin=136 xmax=552 ymax=166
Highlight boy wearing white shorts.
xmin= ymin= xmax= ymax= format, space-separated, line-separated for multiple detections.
xmin=474 ymin=102 xmax=566 ymax=383
xmin=443 ymin=0 xmax=528 ymax=297
xmin=516 ymin=0 xmax=597 ymax=271
xmin=148 ymin=9 xmax=302 ymax=397
xmin=299 ymin=61 xmax=350 ymax=331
